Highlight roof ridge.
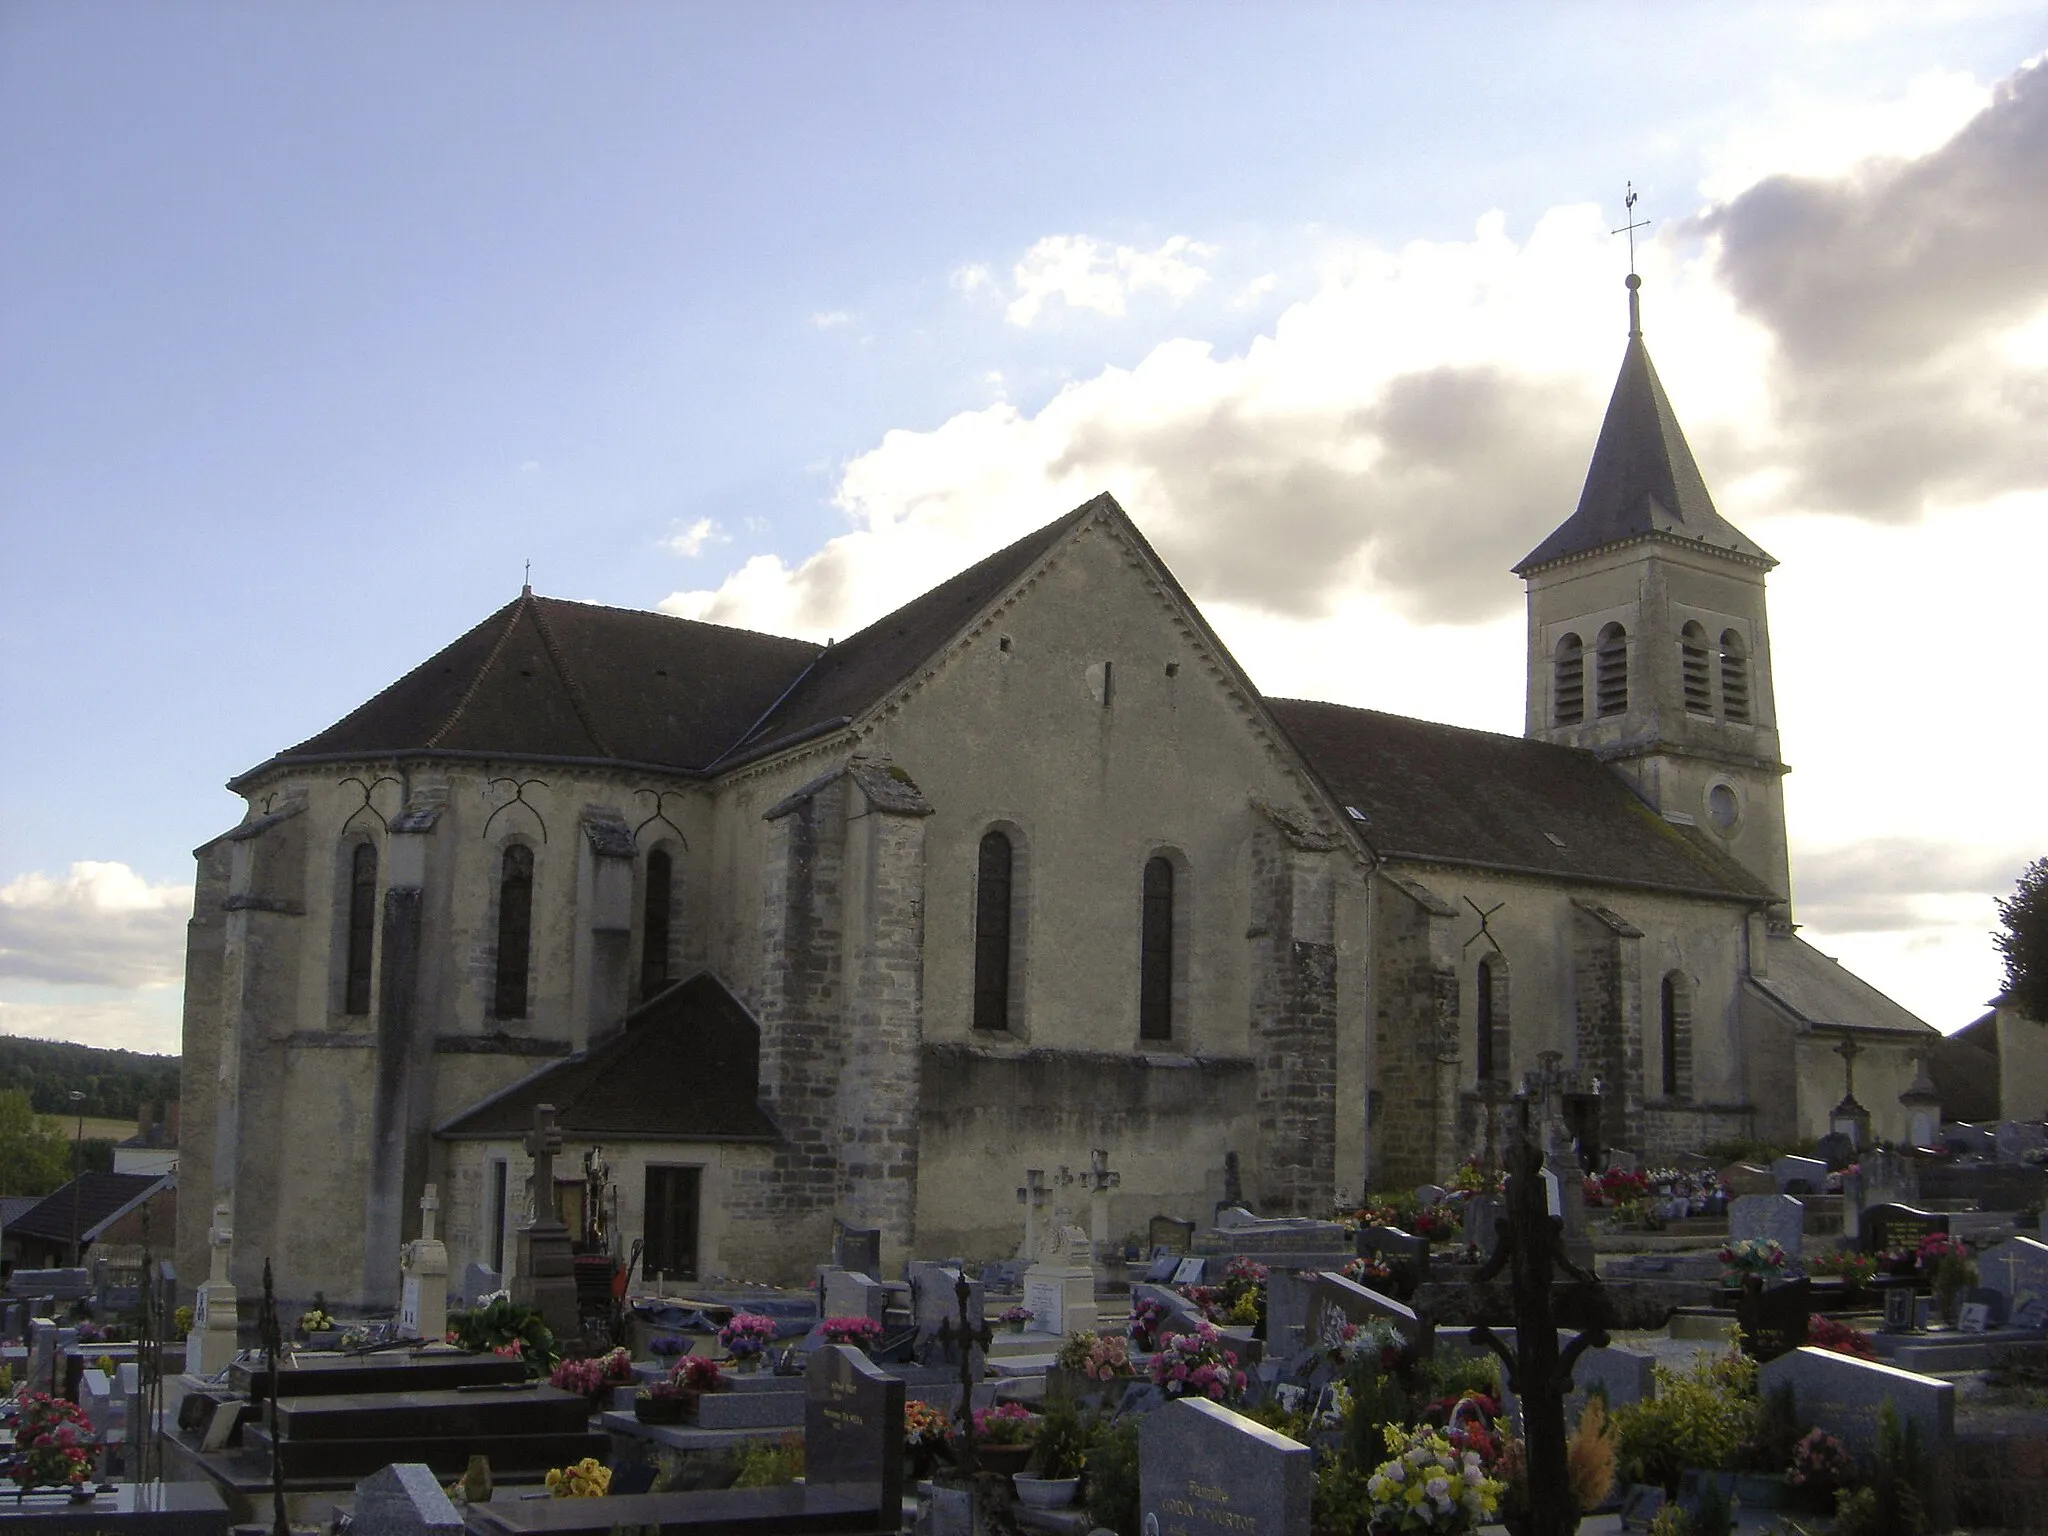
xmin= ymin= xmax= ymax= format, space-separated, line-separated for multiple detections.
xmin=528 ymin=597 xmax=616 ymax=758
xmin=425 ymin=593 xmax=532 ymax=749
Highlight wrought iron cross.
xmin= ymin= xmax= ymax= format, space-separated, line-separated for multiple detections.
xmin=935 ymin=1272 xmax=993 ymax=1476
xmin=1611 ymin=181 xmax=1650 ymax=274
xmin=260 ymin=1260 xmax=288 ymax=1536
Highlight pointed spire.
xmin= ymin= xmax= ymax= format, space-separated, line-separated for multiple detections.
xmin=1514 ymin=276 xmax=1774 ymax=574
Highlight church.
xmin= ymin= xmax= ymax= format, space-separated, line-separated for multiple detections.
xmin=177 ymin=281 xmax=1940 ymax=1305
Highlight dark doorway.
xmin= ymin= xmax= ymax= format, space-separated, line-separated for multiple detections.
xmin=643 ymin=1165 xmax=701 ymax=1282
xmin=1563 ymin=1093 xmax=1603 ymax=1173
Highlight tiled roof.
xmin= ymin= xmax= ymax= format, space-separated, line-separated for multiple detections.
xmin=1516 ymin=331 xmax=1773 ymax=574
xmin=1266 ymin=698 xmax=1772 ymax=901
xmin=1748 ymin=933 xmax=1935 ymax=1035
xmin=4 ymin=1173 xmax=171 ymax=1244
xmin=437 ymin=972 xmax=778 ymax=1142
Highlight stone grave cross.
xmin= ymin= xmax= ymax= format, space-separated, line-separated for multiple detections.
xmin=1016 ymin=1168 xmax=1049 ymax=1262
xmin=399 ymin=1182 xmax=449 ymax=1341
xmin=189 ymin=1196 xmax=241 ymax=1374
xmin=1831 ymin=1035 xmax=1870 ymax=1145
xmin=1527 ymin=1050 xmax=1573 ymax=1164
xmin=511 ymin=1103 xmax=578 ymax=1344
xmin=1084 ymin=1148 xmax=1122 ymax=1263
xmin=523 ymin=1105 xmax=563 ymax=1227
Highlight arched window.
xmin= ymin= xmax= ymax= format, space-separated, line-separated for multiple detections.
xmin=343 ymin=842 xmax=378 ymax=1015
xmin=1552 ymin=634 xmax=1584 ymax=726
xmin=1660 ymin=971 xmax=1693 ymax=1099
xmin=1595 ymin=623 xmax=1629 ymax=717
xmin=973 ymin=830 xmax=1014 ymax=1032
xmin=1680 ymin=622 xmax=1712 ymax=715
xmin=640 ymin=849 xmax=673 ymax=1002
xmin=494 ymin=844 xmax=535 ymax=1020
xmin=1138 ymin=856 xmax=1176 ymax=1041
xmin=1474 ymin=957 xmax=1495 ymax=1082
xmin=1719 ymin=630 xmax=1751 ymax=722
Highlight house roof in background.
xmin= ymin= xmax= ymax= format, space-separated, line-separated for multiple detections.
xmin=4 ymin=1173 xmax=172 ymax=1245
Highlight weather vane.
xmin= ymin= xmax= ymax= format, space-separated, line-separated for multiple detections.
xmin=1611 ymin=181 xmax=1650 ymax=275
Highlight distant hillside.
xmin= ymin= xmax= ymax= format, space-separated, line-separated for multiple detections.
xmin=0 ymin=1037 xmax=180 ymax=1121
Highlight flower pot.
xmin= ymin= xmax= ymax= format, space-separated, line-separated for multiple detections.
xmin=1007 ymin=1321 xmax=1028 ymax=1334
xmin=634 ymin=1393 xmax=684 ymax=1424
xmin=1013 ymin=1474 xmax=1080 ymax=1509
xmin=970 ymin=1442 xmax=1033 ymax=1477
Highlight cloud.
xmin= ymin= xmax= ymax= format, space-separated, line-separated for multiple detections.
xmin=1792 ymin=838 xmax=2026 ymax=933
xmin=1005 ymin=234 xmax=1218 ymax=326
xmin=0 ymin=863 xmax=192 ymax=989
xmin=811 ymin=310 xmax=852 ymax=329
xmin=1691 ymin=57 xmax=2048 ymax=519
xmin=0 ymin=987 xmax=183 ymax=1055
xmin=951 ymin=263 xmax=994 ymax=295
xmin=663 ymin=518 xmax=726 ymax=558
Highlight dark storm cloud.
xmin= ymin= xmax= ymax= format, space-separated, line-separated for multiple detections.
xmin=1693 ymin=59 xmax=2048 ymax=518
xmin=1052 ymin=364 xmax=1598 ymax=623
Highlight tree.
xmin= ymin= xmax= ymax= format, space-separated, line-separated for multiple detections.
xmin=0 ymin=1088 xmax=73 ymax=1196
xmin=1995 ymin=856 xmax=2048 ymax=1022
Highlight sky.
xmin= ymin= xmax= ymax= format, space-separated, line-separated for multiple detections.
xmin=3 ymin=4 xmax=2046 ymax=1057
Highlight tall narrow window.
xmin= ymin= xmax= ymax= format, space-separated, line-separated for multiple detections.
xmin=973 ymin=830 xmax=1014 ymax=1032
xmin=1139 ymin=857 xmax=1176 ymax=1041
xmin=1595 ymin=623 xmax=1629 ymax=717
xmin=344 ymin=842 xmax=378 ymax=1015
xmin=640 ymin=849 xmax=673 ymax=1001
xmin=1680 ymin=622 xmax=1712 ymax=714
xmin=494 ymin=844 xmax=534 ymax=1020
xmin=643 ymin=1165 xmax=702 ymax=1281
xmin=1661 ymin=972 xmax=1692 ymax=1099
xmin=486 ymin=1159 xmax=507 ymax=1275
xmin=1552 ymin=634 xmax=1584 ymax=726
xmin=1719 ymin=630 xmax=1751 ymax=722
xmin=1474 ymin=957 xmax=1495 ymax=1082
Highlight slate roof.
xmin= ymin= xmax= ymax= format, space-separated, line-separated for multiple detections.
xmin=3 ymin=1173 xmax=171 ymax=1244
xmin=1932 ymin=1019 xmax=2001 ymax=1122
xmin=1748 ymin=933 xmax=1936 ymax=1035
xmin=1516 ymin=327 xmax=1774 ymax=574
xmin=236 ymin=498 xmax=1104 ymax=785
xmin=437 ymin=972 xmax=778 ymax=1142
xmin=1266 ymin=698 xmax=1772 ymax=901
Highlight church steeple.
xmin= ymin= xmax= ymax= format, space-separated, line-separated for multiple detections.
xmin=1518 ymin=276 xmax=1791 ymax=909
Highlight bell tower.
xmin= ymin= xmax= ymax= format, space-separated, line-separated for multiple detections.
xmin=1516 ymin=275 xmax=1790 ymax=908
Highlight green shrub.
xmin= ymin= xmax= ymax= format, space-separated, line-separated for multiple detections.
xmin=1082 ymin=1419 xmax=1141 ymax=1535
xmin=1418 ymin=1349 xmax=1499 ymax=1404
xmin=1611 ymin=1350 xmax=1756 ymax=1492
xmin=732 ymin=1434 xmax=803 ymax=1488
xmin=443 ymin=1294 xmax=557 ymax=1375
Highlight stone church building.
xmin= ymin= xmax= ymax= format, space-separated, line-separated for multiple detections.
xmin=178 ymin=291 xmax=1938 ymax=1303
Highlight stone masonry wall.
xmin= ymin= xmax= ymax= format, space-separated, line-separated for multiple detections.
xmin=1371 ymin=877 xmax=1460 ymax=1191
xmin=1248 ymin=813 xmax=1339 ymax=1216
xmin=1571 ymin=901 xmax=1645 ymax=1153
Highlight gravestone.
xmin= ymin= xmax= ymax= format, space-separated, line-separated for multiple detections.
xmin=1720 ymin=1163 xmax=1776 ymax=1198
xmin=911 ymin=1267 xmax=985 ymax=1367
xmin=1862 ymin=1204 xmax=1949 ymax=1256
xmin=1603 ymin=1149 xmax=1640 ymax=1175
xmin=1995 ymin=1120 xmax=2047 ymax=1163
xmin=188 ymin=1199 xmax=240 ymax=1375
xmin=1143 ymin=1252 xmax=1181 ymax=1284
xmin=1355 ymin=1225 xmax=1431 ymax=1294
xmin=397 ymin=1183 xmax=448 ymax=1342
xmin=1139 ymin=1396 xmax=1310 ymax=1536
xmin=1759 ymin=1347 xmax=1955 ymax=1531
xmin=1976 ymin=1235 xmax=2048 ymax=1317
xmin=1171 ymin=1256 xmax=1206 ymax=1285
xmin=1463 ymin=1195 xmax=1504 ymax=1259
xmin=1772 ymin=1155 xmax=1829 ymax=1195
xmin=1814 ymin=1131 xmax=1856 ymax=1170
xmin=1148 ymin=1215 xmax=1196 ymax=1255
xmin=1729 ymin=1194 xmax=1805 ymax=1260
xmin=1020 ymin=1225 xmax=1095 ymax=1338
xmin=833 ymin=1222 xmax=883 ymax=1281
xmin=1305 ymin=1273 xmax=1425 ymax=1355
xmin=1500 ymin=1336 xmax=1655 ymax=1433
xmin=804 ymin=1343 xmax=904 ymax=1516
xmin=1414 ymin=1184 xmax=1449 ymax=1205
xmin=1735 ymin=1277 xmax=1811 ymax=1362
xmin=1264 ymin=1270 xmax=1317 ymax=1356
xmin=1959 ymin=1286 xmax=2006 ymax=1327
xmin=351 ymin=1463 xmax=465 ymax=1536
xmin=1131 ymin=1282 xmax=1209 ymax=1343
xmin=822 ymin=1267 xmax=888 ymax=1327
xmin=459 ymin=1263 xmax=500 ymax=1306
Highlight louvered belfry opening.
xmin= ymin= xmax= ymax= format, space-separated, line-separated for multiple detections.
xmin=494 ymin=844 xmax=534 ymax=1019
xmin=1681 ymin=622 xmax=1712 ymax=714
xmin=972 ymin=829 xmax=1014 ymax=1032
xmin=1552 ymin=634 xmax=1584 ymax=726
xmin=1720 ymin=629 xmax=1751 ymax=722
xmin=1595 ymin=623 xmax=1629 ymax=717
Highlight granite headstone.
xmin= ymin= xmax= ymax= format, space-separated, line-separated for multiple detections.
xmin=1139 ymin=1396 xmax=1310 ymax=1536
xmin=1729 ymin=1194 xmax=1805 ymax=1260
xmin=1759 ymin=1347 xmax=1954 ymax=1531
xmin=351 ymin=1463 xmax=465 ymax=1536
xmin=804 ymin=1343 xmax=903 ymax=1515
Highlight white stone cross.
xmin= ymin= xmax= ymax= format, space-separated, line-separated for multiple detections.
xmin=419 ymin=1183 xmax=440 ymax=1243
xmin=1016 ymin=1170 xmax=1049 ymax=1264
xmin=1083 ymin=1148 xmax=1122 ymax=1262
xmin=207 ymin=1199 xmax=233 ymax=1285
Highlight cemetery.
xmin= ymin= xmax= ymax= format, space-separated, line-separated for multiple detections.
xmin=6 ymin=1097 xmax=2048 ymax=1534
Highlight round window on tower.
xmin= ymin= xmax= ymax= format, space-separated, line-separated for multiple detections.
xmin=1706 ymin=782 xmax=1741 ymax=832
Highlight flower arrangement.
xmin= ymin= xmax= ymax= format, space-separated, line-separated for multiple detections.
xmin=1805 ymin=1250 xmax=1877 ymax=1285
xmin=1059 ymin=1331 xmax=1132 ymax=1381
xmin=1409 ymin=1205 xmax=1462 ymax=1243
xmin=997 ymin=1305 xmax=1034 ymax=1330
xmin=670 ymin=1355 xmax=727 ymax=1393
xmin=1917 ymin=1232 xmax=1968 ymax=1264
xmin=1450 ymin=1160 xmax=1503 ymax=1197
xmin=648 ymin=1334 xmax=687 ymax=1358
xmin=1786 ymin=1427 xmax=1854 ymax=1497
xmin=1128 ymin=1298 xmax=1172 ymax=1351
xmin=445 ymin=1293 xmax=557 ymax=1375
xmin=338 ymin=1327 xmax=372 ymax=1351
xmin=718 ymin=1313 xmax=778 ymax=1359
xmin=296 ymin=1308 xmax=335 ymax=1335
xmin=1221 ymin=1256 xmax=1269 ymax=1286
xmin=73 ymin=1320 xmax=110 ymax=1344
xmin=903 ymin=1399 xmax=950 ymax=1451
xmin=1719 ymin=1238 xmax=1789 ymax=1281
xmin=1364 ymin=1423 xmax=1506 ymax=1533
xmin=819 ymin=1315 xmax=884 ymax=1348
xmin=958 ymin=1403 xmax=1037 ymax=1446
xmin=1324 ymin=1316 xmax=1405 ymax=1371
xmin=1340 ymin=1255 xmax=1393 ymax=1286
xmin=1805 ymin=1316 xmax=1877 ymax=1360
xmin=10 ymin=1391 xmax=94 ymax=1489
xmin=549 ymin=1356 xmax=608 ymax=1395
xmin=543 ymin=1457 xmax=610 ymax=1498
xmin=1147 ymin=1320 xmax=1247 ymax=1405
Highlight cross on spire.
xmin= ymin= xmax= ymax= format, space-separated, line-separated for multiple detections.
xmin=1611 ymin=182 xmax=1651 ymax=338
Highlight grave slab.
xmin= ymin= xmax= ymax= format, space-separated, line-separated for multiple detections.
xmin=0 ymin=1482 xmax=229 ymax=1536
xmin=1305 ymin=1273 xmax=1426 ymax=1354
xmin=350 ymin=1463 xmax=463 ymax=1536
xmin=1139 ymin=1396 xmax=1309 ymax=1536
xmin=1759 ymin=1346 xmax=1954 ymax=1531
xmin=1728 ymin=1194 xmax=1804 ymax=1259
